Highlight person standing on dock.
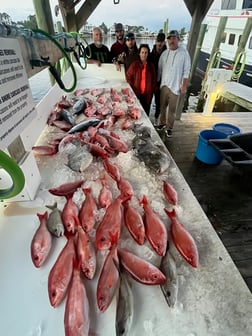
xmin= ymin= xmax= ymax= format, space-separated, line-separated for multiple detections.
xmin=126 ymin=44 xmax=156 ymax=115
xmin=150 ymin=32 xmax=167 ymax=126
xmin=85 ymin=27 xmax=111 ymax=66
xmin=110 ymin=23 xmax=127 ymax=60
xmin=114 ymin=32 xmax=139 ymax=73
xmin=156 ymin=30 xmax=191 ymax=137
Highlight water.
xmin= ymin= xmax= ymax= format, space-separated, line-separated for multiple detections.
xmin=29 ymin=37 xmax=156 ymax=103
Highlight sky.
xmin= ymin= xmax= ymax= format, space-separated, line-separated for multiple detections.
xmin=1 ymin=0 xmax=221 ymax=33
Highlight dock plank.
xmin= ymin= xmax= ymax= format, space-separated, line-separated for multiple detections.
xmin=153 ymin=111 xmax=252 ymax=292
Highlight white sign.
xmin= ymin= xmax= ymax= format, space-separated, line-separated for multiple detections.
xmin=0 ymin=38 xmax=36 ymax=149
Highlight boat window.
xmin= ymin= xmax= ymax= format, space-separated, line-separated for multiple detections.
xmin=221 ymin=0 xmax=236 ymax=10
xmin=242 ymin=0 xmax=252 ymax=9
xmin=228 ymin=34 xmax=235 ymax=45
xmin=249 ymin=37 xmax=252 ymax=49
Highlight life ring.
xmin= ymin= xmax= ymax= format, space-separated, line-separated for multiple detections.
xmin=0 ymin=150 xmax=25 ymax=199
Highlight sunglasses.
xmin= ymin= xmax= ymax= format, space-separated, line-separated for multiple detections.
xmin=115 ymin=30 xmax=123 ymax=33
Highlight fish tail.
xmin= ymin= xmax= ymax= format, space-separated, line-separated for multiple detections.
xmin=36 ymin=211 xmax=48 ymax=220
xmin=140 ymin=195 xmax=148 ymax=206
xmin=45 ymin=201 xmax=57 ymax=210
xmin=64 ymin=193 xmax=74 ymax=200
xmin=72 ymin=255 xmax=81 ymax=270
xmin=164 ymin=208 xmax=176 ymax=219
xmin=82 ymin=187 xmax=91 ymax=194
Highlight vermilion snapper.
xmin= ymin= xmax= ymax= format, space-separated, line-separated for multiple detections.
xmin=64 ymin=259 xmax=90 ymax=336
xmin=117 ymin=177 xmax=134 ymax=202
xmin=98 ymin=175 xmax=112 ymax=209
xmin=103 ymin=158 xmax=121 ymax=183
xmin=163 ymin=180 xmax=178 ymax=206
xmin=76 ymin=226 xmax=97 ymax=280
xmin=96 ymin=196 xmax=123 ymax=250
xmin=164 ymin=208 xmax=199 ymax=268
xmin=124 ymin=202 xmax=145 ymax=245
xmin=118 ymin=248 xmax=166 ymax=285
xmin=79 ymin=188 xmax=98 ymax=232
xmin=31 ymin=211 xmax=52 ymax=268
xmin=61 ymin=194 xmax=80 ymax=234
xmin=48 ymin=180 xmax=84 ymax=197
xmin=32 ymin=145 xmax=58 ymax=156
xmin=140 ymin=195 xmax=168 ymax=257
xmin=48 ymin=235 xmax=75 ymax=307
xmin=96 ymin=244 xmax=119 ymax=312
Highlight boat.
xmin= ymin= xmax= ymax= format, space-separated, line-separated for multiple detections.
xmin=192 ymin=0 xmax=252 ymax=94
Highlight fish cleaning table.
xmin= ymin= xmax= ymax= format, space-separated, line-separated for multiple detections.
xmin=0 ymin=64 xmax=252 ymax=335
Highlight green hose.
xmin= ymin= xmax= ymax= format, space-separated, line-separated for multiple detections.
xmin=209 ymin=50 xmax=221 ymax=69
xmin=32 ymin=28 xmax=77 ymax=93
xmin=0 ymin=150 xmax=25 ymax=200
xmin=232 ymin=51 xmax=246 ymax=81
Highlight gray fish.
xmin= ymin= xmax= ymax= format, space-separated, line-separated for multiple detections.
xmin=160 ymin=250 xmax=178 ymax=308
xmin=72 ymin=97 xmax=86 ymax=114
xmin=46 ymin=202 xmax=65 ymax=237
xmin=115 ymin=260 xmax=134 ymax=336
xmin=68 ymin=118 xmax=101 ymax=134
xmin=133 ymin=124 xmax=152 ymax=138
xmin=134 ymin=139 xmax=170 ymax=174
xmin=60 ymin=108 xmax=75 ymax=125
xmin=67 ymin=145 xmax=93 ymax=172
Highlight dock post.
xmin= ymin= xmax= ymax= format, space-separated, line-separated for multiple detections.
xmin=197 ymin=16 xmax=228 ymax=112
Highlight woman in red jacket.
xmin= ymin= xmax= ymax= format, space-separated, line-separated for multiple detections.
xmin=126 ymin=44 xmax=156 ymax=116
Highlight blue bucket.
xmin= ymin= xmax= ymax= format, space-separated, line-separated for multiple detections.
xmin=213 ymin=123 xmax=241 ymax=136
xmin=196 ymin=130 xmax=228 ymax=164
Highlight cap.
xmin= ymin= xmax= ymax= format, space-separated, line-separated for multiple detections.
xmin=125 ymin=32 xmax=135 ymax=40
xmin=115 ymin=23 xmax=123 ymax=31
xmin=156 ymin=32 xmax=165 ymax=42
xmin=167 ymin=30 xmax=180 ymax=39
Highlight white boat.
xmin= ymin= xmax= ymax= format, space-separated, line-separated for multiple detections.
xmin=193 ymin=0 xmax=252 ymax=93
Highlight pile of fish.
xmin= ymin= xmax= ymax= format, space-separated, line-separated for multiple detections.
xmin=30 ymin=87 xmax=199 ymax=335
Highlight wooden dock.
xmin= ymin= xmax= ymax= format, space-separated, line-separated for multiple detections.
xmin=222 ymin=82 xmax=252 ymax=112
xmin=155 ymin=111 xmax=252 ymax=292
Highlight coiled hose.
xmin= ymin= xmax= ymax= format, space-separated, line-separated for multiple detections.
xmin=0 ymin=150 xmax=25 ymax=199
xmin=232 ymin=51 xmax=246 ymax=81
xmin=32 ymin=28 xmax=77 ymax=93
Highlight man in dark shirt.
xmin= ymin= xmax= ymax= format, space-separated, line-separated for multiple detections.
xmin=86 ymin=27 xmax=111 ymax=66
xmin=150 ymin=32 xmax=167 ymax=125
xmin=110 ymin=23 xmax=127 ymax=61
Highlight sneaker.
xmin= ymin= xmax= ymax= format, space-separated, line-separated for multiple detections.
xmin=154 ymin=118 xmax=159 ymax=126
xmin=156 ymin=124 xmax=166 ymax=130
xmin=165 ymin=129 xmax=173 ymax=137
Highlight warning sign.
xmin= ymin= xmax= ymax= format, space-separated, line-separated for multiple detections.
xmin=0 ymin=38 xmax=36 ymax=149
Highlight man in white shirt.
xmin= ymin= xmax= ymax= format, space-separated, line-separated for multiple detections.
xmin=156 ymin=30 xmax=191 ymax=137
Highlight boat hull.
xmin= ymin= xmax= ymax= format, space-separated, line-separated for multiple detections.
xmin=191 ymin=50 xmax=252 ymax=95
